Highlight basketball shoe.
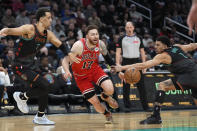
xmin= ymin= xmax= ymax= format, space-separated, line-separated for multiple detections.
xmin=13 ymin=92 xmax=29 ymax=113
xmin=140 ymin=114 xmax=162 ymax=124
xmin=33 ymin=114 xmax=55 ymax=125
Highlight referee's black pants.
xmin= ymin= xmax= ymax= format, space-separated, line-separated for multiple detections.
xmin=122 ymin=58 xmax=149 ymax=110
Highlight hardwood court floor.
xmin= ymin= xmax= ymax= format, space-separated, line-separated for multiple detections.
xmin=0 ymin=110 xmax=197 ymax=131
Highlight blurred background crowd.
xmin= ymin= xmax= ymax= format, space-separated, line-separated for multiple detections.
xmin=0 ymin=0 xmax=196 ymax=116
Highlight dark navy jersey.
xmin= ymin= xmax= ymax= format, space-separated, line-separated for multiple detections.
xmin=164 ymin=46 xmax=196 ymax=74
xmin=14 ymin=24 xmax=47 ymax=66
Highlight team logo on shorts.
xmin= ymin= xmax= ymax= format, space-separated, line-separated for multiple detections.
xmin=95 ymin=47 xmax=99 ymax=52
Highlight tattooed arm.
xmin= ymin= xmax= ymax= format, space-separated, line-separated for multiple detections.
xmin=99 ymin=40 xmax=115 ymax=66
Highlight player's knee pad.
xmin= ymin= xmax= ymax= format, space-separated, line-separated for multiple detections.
xmin=155 ymin=90 xmax=166 ymax=104
xmin=83 ymin=91 xmax=96 ymax=100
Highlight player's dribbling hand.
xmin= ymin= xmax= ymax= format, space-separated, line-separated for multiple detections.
xmin=68 ymin=53 xmax=81 ymax=63
xmin=62 ymin=71 xmax=72 ymax=80
xmin=0 ymin=28 xmax=8 ymax=36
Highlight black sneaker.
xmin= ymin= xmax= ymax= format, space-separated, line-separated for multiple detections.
xmin=139 ymin=114 xmax=162 ymax=124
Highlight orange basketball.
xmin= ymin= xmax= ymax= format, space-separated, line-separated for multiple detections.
xmin=124 ymin=68 xmax=141 ymax=84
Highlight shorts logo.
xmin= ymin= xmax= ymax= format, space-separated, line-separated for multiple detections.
xmin=95 ymin=47 xmax=99 ymax=52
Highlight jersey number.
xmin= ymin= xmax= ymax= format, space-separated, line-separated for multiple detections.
xmin=82 ymin=61 xmax=94 ymax=69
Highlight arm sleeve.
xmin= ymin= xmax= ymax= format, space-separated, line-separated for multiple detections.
xmin=102 ymin=53 xmax=115 ymax=66
xmin=59 ymin=43 xmax=71 ymax=56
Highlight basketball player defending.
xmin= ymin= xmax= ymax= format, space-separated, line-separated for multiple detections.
xmin=0 ymin=7 xmax=80 ymax=125
xmin=62 ymin=25 xmax=118 ymax=124
xmin=113 ymin=36 xmax=197 ymax=124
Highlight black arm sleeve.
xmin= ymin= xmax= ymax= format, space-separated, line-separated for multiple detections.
xmin=59 ymin=44 xmax=71 ymax=56
xmin=103 ymin=53 xmax=115 ymax=66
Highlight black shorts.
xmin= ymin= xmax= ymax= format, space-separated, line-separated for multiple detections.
xmin=12 ymin=63 xmax=39 ymax=83
xmin=171 ymin=70 xmax=197 ymax=99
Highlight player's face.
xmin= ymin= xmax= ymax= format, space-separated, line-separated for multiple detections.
xmin=87 ymin=29 xmax=99 ymax=45
xmin=155 ymin=41 xmax=167 ymax=54
xmin=42 ymin=12 xmax=52 ymax=29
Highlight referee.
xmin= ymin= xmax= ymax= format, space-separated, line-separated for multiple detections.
xmin=116 ymin=21 xmax=150 ymax=112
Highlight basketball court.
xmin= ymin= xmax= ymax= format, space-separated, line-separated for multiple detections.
xmin=1 ymin=110 xmax=197 ymax=131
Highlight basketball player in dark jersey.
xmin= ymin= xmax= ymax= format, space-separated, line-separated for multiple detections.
xmin=0 ymin=7 xmax=80 ymax=125
xmin=113 ymin=36 xmax=197 ymax=124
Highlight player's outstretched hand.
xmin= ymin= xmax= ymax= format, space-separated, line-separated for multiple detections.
xmin=68 ymin=53 xmax=81 ymax=63
xmin=0 ymin=28 xmax=8 ymax=36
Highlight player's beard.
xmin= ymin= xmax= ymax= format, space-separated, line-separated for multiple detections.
xmin=89 ymin=39 xmax=98 ymax=45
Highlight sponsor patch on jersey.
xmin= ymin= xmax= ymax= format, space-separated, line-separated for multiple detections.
xmin=95 ymin=47 xmax=99 ymax=52
xmin=133 ymin=41 xmax=139 ymax=43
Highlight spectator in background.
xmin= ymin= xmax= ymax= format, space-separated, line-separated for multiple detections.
xmin=53 ymin=24 xmax=66 ymax=39
xmin=129 ymin=4 xmax=143 ymax=26
xmin=4 ymin=49 xmax=15 ymax=73
xmin=0 ymin=37 xmax=8 ymax=57
xmin=172 ymin=10 xmax=183 ymax=24
xmin=108 ymin=34 xmax=119 ymax=59
xmin=61 ymin=9 xmax=75 ymax=25
xmin=12 ymin=0 xmax=24 ymax=14
xmin=16 ymin=9 xmax=30 ymax=27
xmin=1 ymin=8 xmax=16 ymax=27
xmin=142 ymin=32 xmax=153 ymax=48
xmin=65 ymin=23 xmax=77 ymax=38
xmin=84 ymin=5 xmax=95 ymax=19
xmin=88 ymin=11 xmax=103 ymax=28
xmin=51 ymin=2 xmax=60 ymax=17
xmin=75 ymin=9 xmax=86 ymax=27
xmin=77 ymin=23 xmax=87 ymax=39
xmin=25 ymin=0 xmax=38 ymax=13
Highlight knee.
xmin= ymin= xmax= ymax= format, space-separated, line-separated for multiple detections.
xmin=102 ymin=80 xmax=114 ymax=95
xmin=35 ymin=76 xmax=50 ymax=92
xmin=158 ymin=82 xmax=167 ymax=91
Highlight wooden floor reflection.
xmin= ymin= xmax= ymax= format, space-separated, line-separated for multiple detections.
xmin=1 ymin=110 xmax=197 ymax=131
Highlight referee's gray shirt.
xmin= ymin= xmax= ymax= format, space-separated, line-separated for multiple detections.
xmin=116 ymin=35 xmax=144 ymax=59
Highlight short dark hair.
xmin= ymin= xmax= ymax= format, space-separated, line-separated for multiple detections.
xmin=36 ymin=7 xmax=50 ymax=21
xmin=156 ymin=35 xmax=171 ymax=47
xmin=85 ymin=25 xmax=99 ymax=35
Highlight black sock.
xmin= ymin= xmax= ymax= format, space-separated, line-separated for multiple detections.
xmin=153 ymin=105 xmax=161 ymax=116
xmin=102 ymin=93 xmax=109 ymax=99
xmin=37 ymin=111 xmax=45 ymax=117
xmin=19 ymin=93 xmax=27 ymax=100
xmin=153 ymin=90 xmax=165 ymax=117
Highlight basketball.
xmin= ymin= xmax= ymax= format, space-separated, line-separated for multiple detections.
xmin=124 ymin=68 xmax=141 ymax=84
